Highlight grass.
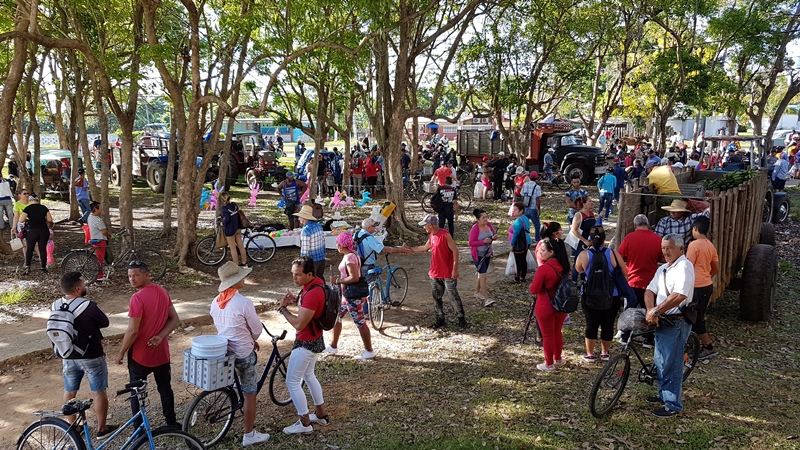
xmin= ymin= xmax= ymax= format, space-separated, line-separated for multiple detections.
xmin=0 ymin=287 xmax=36 ymax=306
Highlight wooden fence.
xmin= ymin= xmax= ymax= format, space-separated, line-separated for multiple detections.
xmin=614 ymin=168 xmax=768 ymax=303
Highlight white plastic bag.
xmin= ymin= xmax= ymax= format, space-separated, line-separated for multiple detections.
xmin=9 ymin=238 xmax=22 ymax=251
xmin=526 ymin=250 xmax=536 ymax=273
xmin=473 ymin=182 xmax=484 ymax=198
xmin=505 ymin=256 xmax=516 ymax=276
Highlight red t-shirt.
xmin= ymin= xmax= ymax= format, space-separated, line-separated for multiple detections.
xmin=514 ymin=175 xmax=527 ymax=195
xmin=429 ymin=228 xmax=454 ymax=278
xmin=618 ymin=229 xmax=663 ymax=289
xmin=434 ymin=166 xmax=451 ymax=186
xmin=296 ymin=277 xmax=325 ymax=341
xmin=365 ymin=160 xmax=380 ymax=178
xmin=128 ymin=284 xmax=173 ymax=367
xmin=352 ymin=158 xmax=363 ymax=175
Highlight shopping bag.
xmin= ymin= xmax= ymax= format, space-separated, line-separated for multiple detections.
xmin=215 ymin=228 xmax=228 ymax=249
xmin=473 ymin=182 xmax=483 ymax=199
xmin=526 ymin=250 xmax=536 ymax=273
xmin=9 ymin=238 xmax=22 ymax=251
xmin=505 ymin=256 xmax=516 ymax=276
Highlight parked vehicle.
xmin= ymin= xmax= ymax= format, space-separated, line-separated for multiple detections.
xmin=39 ymin=149 xmax=82 ymax=197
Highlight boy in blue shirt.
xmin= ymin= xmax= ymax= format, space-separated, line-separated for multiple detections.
xmin=597 ymin=168 xmax=617 ymax=219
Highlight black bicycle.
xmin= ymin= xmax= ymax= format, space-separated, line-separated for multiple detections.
xmin=182 ymin=325 xmax=295 ymax=447
xmin=589 ymin=315 xmax=701 ymax=418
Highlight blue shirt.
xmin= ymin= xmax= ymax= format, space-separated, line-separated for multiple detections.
xmin=773 ymin=158 xmax=789 ymax=181
xmin=356 ymin=229 xmax=384 ymax=265
xmin=300 ymin=221 xmax=325 ymax=262
xmin=613 ymin=166 xmax=627 ymax=188
xmin=510 ymin=216 xmax=531 ymax=247
xmin=597 ymin=174 xmax=616 ymax=195
xmin=74 ymin=176 xmax=90 ymax=201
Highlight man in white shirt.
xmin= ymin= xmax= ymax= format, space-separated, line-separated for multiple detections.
xmin=644 ymin=233 xmax=695 ymax=418
xmin=210 ymin=262 xmax=270 ymax=446
xmin=520 ymin=171 xmax=542 ymax=241
xmin=0 ymin=175 xmax=13 ymax=233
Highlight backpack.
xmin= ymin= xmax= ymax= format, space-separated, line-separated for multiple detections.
xmin=47 ymin=297 xmax=90 ymax=359
xmin=307 ymin=283 xmax=341 ymax=331
xmin=354 ymin=229 xmax=374 ymax=265
xmin=544 ymin=264 xmax=579 ymax=313
xmin=430 ymin=190 xmax=444 ymax=213
xmin=584 ymin=248 xmax=615 ymax=310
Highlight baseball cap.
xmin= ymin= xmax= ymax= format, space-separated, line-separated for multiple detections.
xmin=645 ymin=160 xmax=658 ymax=169
xmin=286 ymin=171 xmax=295 ymax=178
xmin=547 ymin=147 xmax=556 ymax=152
xmin=529 ymin=171 xmax=539 ymax=179
xmin=362 ymin=217 xmax=378 ymax=229
xmin=498 ymin=152 xmax=505 ymax=156
xmin=418 ymin=215 xmax=438 ymax=226
xmin=482 ymin=156 xmax=489 ymax=161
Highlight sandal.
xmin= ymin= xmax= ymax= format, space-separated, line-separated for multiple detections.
xmin=581 ymin=354 xmax=596 ymax=362
xmin=600 ymin=353 xmax=610 ymax=361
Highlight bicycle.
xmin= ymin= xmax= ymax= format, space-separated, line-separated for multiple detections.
xmin=420 ymin=186 xmax=472 ymax=213
xmin=365 ymin=254 xmax=409 ymax=330
xmin=182 ymin=325 xmax=295 ymax=447
xmin=60 ymin=227 xmax=166 ymax=285
xmin=16 ymin=379 xmax=204 ymax=450
xmin=537 ymin=170 xmax=565 ymax=189
xmin=588 ymin=315 xmax=701 ymax=418
xmin=195 ymin=218 xmax=277 ymax=266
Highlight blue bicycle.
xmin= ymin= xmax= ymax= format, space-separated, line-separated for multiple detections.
xmin=366 ymin=254 xmax=409 ymax=329
xmin=16 ymin=380 xmax=205 ymax=449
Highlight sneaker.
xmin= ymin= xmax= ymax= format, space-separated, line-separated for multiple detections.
xmin=484 ymin=299 xmax=495 ymax=307
xmin=533 ymin=338 xmax=543 ymax=348
xmin=283 ymin=420 xmax=313 ymax=435
xmin=536 ymin=363 xmax=555 ymax=372
xmin=474 ymin=292 xmax=484 ymax=300
xmin=652 ymin=406 xmax=679 ymax=418
xmin=458 ymin=318 xmax=470 ymax=329
xmin=239 ymin=264 xmax=250 ymax=269
xmin=581 ymin=354 xmax=596 ymax=362
xmin=698 ymin=348 xmax=718 ymax=360
xmin=431 ymin=318 xmax=446 ymax=329
xmin=96 ymin=424 xmax=119 ymax=439
xmin=554 ymin=359 xmax=566 ymax=366
xmin=22 ymin=266 xmax=29 ymax=275
xmin=563 ymin=315 xmax=571 ymax=325
xmin=646 ymin=396 xmax=664 ymax=405
xmin=242 ymin=430 xmax=270 ymax=446
xmin=324 ymin=345 xmax=338 ymax=354
xmin=600 ymin=353 xmax=610 ymax=361
xmin=96 ymin=276 xmax=109 ymax=282
xmin=309 ymin=413 xmax=330 ymax=425
xmin=355 ymin=350 xmax=375 ymax=360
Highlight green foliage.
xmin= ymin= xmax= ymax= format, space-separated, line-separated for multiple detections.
xmin=701 ymin=169 xmax=759 ymax=191
xmin=0 ymin=287 xmax=35 ymax=306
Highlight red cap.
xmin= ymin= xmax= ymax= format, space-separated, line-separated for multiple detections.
xmin=529 ymin=171 xmax=538 ymax=179
xmin=482 ymin=156 xmax=489 ymax=161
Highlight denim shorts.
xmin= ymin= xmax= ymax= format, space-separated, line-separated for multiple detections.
xmin=473 ymin=256 xmax=491 ymax=274
xmin=63 ymin=356 xmax=109 ymax=393
xmin=338 ymin=297 xmax=367 ymax=328
xmin=234 ymin=351 xmax=258 ymax=395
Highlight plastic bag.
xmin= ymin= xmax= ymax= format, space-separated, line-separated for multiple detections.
xmin=526 ymin=250 xmax=536 ymax=273
xmin=505 ymin=256 xmax=516 ymax=276
xmin=46 ymin=240 xmax=55 ymax=266
xmin=473 ymin=182 xmax=484 ymax=198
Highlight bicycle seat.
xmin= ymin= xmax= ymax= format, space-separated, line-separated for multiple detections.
xmin=367 ymin=266 xmax=383 ymax=275
xmin=62 ymin=399 xmax=93 ymax=416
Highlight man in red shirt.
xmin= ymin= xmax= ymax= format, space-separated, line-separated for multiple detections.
xmin=116 ymin=260 xmax=180 ymax=428
xmin=408 ymin=215 xmax=467 ymax=329
xmin=277 ymin=257 xmax=330 ymax=435
xmin=618 ymin=214 xmax=664 ymax=307
xmin=433 ymin=161 xmax=452 ymax=187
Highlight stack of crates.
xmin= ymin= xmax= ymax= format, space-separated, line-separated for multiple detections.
xmin=182 ymin=349 xmax=235 ymax=391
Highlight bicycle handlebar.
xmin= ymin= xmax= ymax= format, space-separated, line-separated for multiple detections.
xmin=261 ymin=323 xmax=287 ymax=341
xmin=116 ymin=379 xmax=146 ymax=396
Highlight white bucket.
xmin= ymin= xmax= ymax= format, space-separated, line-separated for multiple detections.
xmin=190 ymin=335 xmax=228 ymax=359
xmin=9 ymin=238 xmax=22 ymax=251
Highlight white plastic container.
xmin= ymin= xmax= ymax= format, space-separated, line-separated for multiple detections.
xmin=182 ymin=349 xmax=235 ymax=391
xmin=190 ymin=335 xmax=228 ymax=359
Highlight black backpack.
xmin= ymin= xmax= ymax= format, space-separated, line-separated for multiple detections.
xmin=354 ymin=230 xmax=374 ymax=265
xmin=543 ymin=265 xmax=579 ymax=313
xmin=307 ymin=283 xmax=341 ymax=331
xmin=430 ymin=190 xmax=444 ymax=213
xmin=584 ymin=248 xmax=615 ymax=310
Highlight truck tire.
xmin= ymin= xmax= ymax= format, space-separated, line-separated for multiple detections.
xmin=772 ymin=191 xmax=790 ymax=224
xmin=762 ymin=189 xmax=774 ymax=223
xmin=759 ymin=222 xmax=775 ymax=246
xmin=740 ymin=244 xmax=777 ymax=322
xmin=563 ymin=162 xmax=590 ymax=185
xmin=224 ymin=155 xmax=239 ymax=191
xmin=146 ymin=160 xmax=167 ymax=193
xmin=110 ymin=165 xmax=121 ymax=186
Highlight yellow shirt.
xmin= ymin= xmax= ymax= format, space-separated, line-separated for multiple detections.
xmin=647 ymin=166 xmax=681 ymax=195
xmin=13 ymin=201 xmax=27 ymax=217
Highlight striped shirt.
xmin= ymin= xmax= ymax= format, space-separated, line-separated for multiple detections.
xmin=300 ymin=221 xmax=326 ymax=262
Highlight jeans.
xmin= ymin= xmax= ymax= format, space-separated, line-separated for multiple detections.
xmin=598 ymin=193 xmax=613 ymax=218
xmin=63 ymin=356 xmax=109 ymax=392
xmin=654 ymin=318 xmax=691 ymax=412
xmin=78 ymin=198 xmax=91 ymax=223
xmin=438 ymin=211 xmax=454 ymax=238
xmin=286 ymin=346 xmax=324 ymax=416
xmin=524 ymin=208 xmax=540 ymax=241
xmin=0 ymin=199 xmax=12 ymax=229
xmin=429 ymin=278 xmax=465 ymax=321
xmin=127 ymin=356 xmax=177 ymax=426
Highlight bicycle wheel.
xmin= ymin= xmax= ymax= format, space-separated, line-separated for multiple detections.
xmin=130 ymin=429 xmax=204 ymax=449
xmin=553 ymin=174 xmax=564 ymax=189
xmin=269 ymin=350 xmax=296 ymax=406
xmin=369 ymin=283 xmax=384 ymax=329
xmin=388 ymin=267 xmax=409 ymax=307
xmin=195 ymin=236 xmax=227 ymax=266
xmin=60 ymin=251 xmax=101 ymax=286
xmin=683 ymin=331 xmax=701 ymax=381
xmin=589 ymin=353 xmax=630 ymax=418
xmin=129 ymin=249 xmax=166 ymax=281
xmin=420 ymin=192 xmax=433 ymax=213
xmin=246 ymin=232 xmax=277 ymax=263
xmin=16 ymin=417 xmax=85 ymax=450
xmin=182 ymin=388 xmax=236 ymax=447
xmin=457 ymin=190 xmax=473 ymax=209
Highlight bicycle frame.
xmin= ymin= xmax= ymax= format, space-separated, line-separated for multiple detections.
xmin=79 ymin=408 xmax=153 ymax=450
xmin=370 ymin=254 xmax=398 ymax=304
xmin=227 ymin=326 xmax=288 ymax=408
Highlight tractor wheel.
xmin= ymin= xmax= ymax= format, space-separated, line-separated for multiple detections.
xmin=146 ymin=160 xmax=167 ymax=193
xmin=739 ymin=244 xmax=778 ymax=321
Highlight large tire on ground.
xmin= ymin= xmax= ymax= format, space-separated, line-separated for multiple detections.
xmin=110 ymin=164 xmax=121 ymax=186
xmin=772 ymin=191 xmax=790 ymax=224
xmin=563 ymin=162 xmax=591 ymax=185
xmin=760 ymin=222 xmax=776 ymax=246
xmin=146 ymin=160 xmax=167 ymax=193
xmin=740 ymin=244 xmax=778 ymax=321
xmin=762 ymin=189 xmax=774 ymax=223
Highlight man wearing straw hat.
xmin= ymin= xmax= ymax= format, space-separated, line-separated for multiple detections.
xmin=295 ymin=204 xmax=326 ymax=278
xmin=210 ymin=262 xmax=270 ymax=446
xmin=654 ymin=199 xmax=709 ymax=238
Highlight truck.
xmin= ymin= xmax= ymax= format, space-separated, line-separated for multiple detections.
xmin=456 ymin=119 xmax=608 ymax=184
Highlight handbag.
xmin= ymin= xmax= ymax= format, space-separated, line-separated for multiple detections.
xmin=512 ymin=227 xmax=529 ymax=253
xmin=17 ymin=222 xmax=28 ymax=240
xmin=343 ymin=257 xmax=370 ymax=298
xmin=215 ymin=227 xmax=228 ymax=249
xmin=564 ymin=214 xmax=582 ymax=250
xmin=238 ymin=209 xmax=251 ymax=229
xmin=9 ymin=237 xmax=22 ymax=251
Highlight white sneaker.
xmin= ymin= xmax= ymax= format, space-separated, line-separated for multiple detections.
xmin=536 ymin=363 xmax=556 ymax=372
xmin=242 ymin=430 xmax=270 ymax=446
xmin=484 ymin=299 xmax=495 ymax=307
xmin=474 ymin=292 xmax=485 ymax=300
xmin=324 ymin=345 xmax=338 ymax=354
xmin=554 ymin=359 xmax=566 ymax=366
xmin=354 ymin=350 xmax=375 ymax=360
xmin=283 ymin=420 xmax=313 ymax=435
xmin=309 ymin=413 xmax=330 ymax=425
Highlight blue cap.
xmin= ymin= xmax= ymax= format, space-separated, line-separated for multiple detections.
xmin=286 ymin=171 xmax=295 ymax=178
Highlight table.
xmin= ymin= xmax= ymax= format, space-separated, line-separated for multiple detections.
xmin=272 ymin=230 xmax=386 ymax=250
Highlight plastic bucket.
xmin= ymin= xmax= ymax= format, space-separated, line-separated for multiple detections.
xmin=190 ymin=335 xmax=228 ymax=359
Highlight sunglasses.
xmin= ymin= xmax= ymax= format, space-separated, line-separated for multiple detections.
xmin=128 ymin=260 xmax=148 ymax=270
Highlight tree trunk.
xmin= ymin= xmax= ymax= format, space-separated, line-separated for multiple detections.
xmin=0 ymin=2 xmax=33 ymax=171
xmin=161 ymin=118 xmax=177 ymax=236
